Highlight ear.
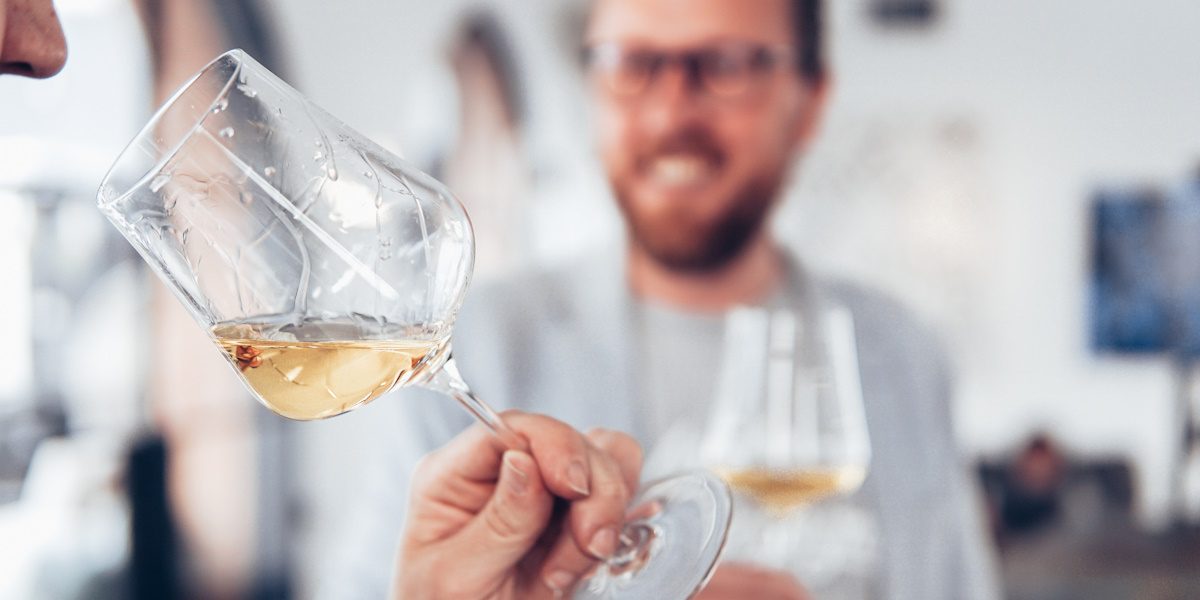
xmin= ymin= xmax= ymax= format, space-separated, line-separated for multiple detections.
xmin=791 ymin=75 xmax=832 ymax=150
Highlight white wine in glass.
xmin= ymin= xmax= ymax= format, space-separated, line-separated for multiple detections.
xmin=211 ymin=321 xmax=448 ymax=420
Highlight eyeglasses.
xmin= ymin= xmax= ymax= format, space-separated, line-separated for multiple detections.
xmin=584 ymin=42 xmax=798 ymax=100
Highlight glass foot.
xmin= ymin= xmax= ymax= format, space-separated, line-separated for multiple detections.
xmin=576 ymin=470 xmax=732 ymax=600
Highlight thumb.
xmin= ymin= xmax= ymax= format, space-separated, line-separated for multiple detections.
xmin=451 ymin=450 xmax=555 ymax=572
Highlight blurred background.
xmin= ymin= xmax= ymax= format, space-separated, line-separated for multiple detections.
xmin=2 ymin=0 xmax=1200 ymax=598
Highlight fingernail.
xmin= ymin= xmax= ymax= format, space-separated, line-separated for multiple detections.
xmin=544 ymin=569 xmax=576 ymax=596
xmin=587 ymin=526 xmax=619 ymax=559
xmin=565 ymin=460 xmax=590 ymax=496
xmin=503 ymin=451 xmax=529 ymax=495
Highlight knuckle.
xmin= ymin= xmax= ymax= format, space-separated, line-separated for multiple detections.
xmin=505 ymin=409 xmax=577 ymax=438
xmin=592 ymin=478 xmax=631 ymax=505
xmin=482 ymin=499 xmax=526 ymax=542
xmin=433 ymin=565 xmax=486 ymax=600
xmin=584 ymin=427 xmax=619 ymax=448
xmin=618 ymin=434 xmax=643 ymax=464
xmin=585 ymin=426 xmax=615 ymax=438
xmin=409 ymin=452 xmax=438 ymax=490
xmin=588 ymin=428 xmax=642 ymax=461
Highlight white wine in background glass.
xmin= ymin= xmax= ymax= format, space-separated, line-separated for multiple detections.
xmin=701 ymin=306 xmax=872 ymax=571
xmin=713 ymin=464 xmax=865 ymax=516
xmin=97 ymin=49 xmax=730 ymax=599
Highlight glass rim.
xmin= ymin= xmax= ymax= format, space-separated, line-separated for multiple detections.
xmin=97 ymin=48 xmax=247 ymax=210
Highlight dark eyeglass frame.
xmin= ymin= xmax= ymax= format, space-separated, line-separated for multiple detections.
xmin=582 ymin=41 xmax=799 ymax=100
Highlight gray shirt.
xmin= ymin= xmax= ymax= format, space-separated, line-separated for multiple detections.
xmin=323 ymin=250 xmax=1001 ymax=600
xmin=635 ymin=299 xmax=723 ymax=439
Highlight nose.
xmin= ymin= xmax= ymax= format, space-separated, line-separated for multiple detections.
xmin=0 ymin=0 xmax=69 ymax=78
xmin=639 ymin=61 xmax=705 ymax=131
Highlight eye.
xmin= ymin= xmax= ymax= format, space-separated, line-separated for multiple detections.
xmin=595 ymin=49 xmax=660 ymax=96
xmin=748 ymin=47 xmax=781 ymax=70
xmin=619 ymin=51 xmax=660 ymax=78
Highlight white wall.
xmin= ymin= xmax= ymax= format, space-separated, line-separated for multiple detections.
xmin=784 ymin=0 xmax=1200 ymax=527
xmin=272 ymin=0 xmax=1200 ymax=538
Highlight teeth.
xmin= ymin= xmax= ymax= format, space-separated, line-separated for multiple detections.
xmin=650 ymin=154 xmax=710 ymax=185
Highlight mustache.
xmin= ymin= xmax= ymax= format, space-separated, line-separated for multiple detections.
xmin=638 ymin=128 xmax=724 ymax=162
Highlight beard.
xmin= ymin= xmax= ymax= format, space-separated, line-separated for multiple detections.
xmin=610 ymin=128 xmax=785 ymax=273
xmin=615 ymin=179 xmax=778 ymax=273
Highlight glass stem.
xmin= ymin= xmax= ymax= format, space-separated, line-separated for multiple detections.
xmin=424 ymin=354 xmax=530 ymax=453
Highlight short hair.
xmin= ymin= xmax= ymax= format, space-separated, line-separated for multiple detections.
xmin=791 ymin=0 xmax=825 ymax=83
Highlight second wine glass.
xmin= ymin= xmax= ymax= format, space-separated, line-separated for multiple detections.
xmin=701 ymin=306 xmax=872 ymax=579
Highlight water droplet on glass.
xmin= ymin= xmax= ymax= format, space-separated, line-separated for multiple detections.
xmin=364 ymin=170 xmax=374 ymax=179
xmin=327 ymin=167 xmax=338 ymax=180
xmin=149 ymin=173 xmax=170 ymax=193
xmin=240 ymin=191 xmax=254 ymax=205
xmin=276 ymin=107 xmax=284 ymax=116
xmin=219 ymin=127 xmax=235 ymax=139
xmin=314 ymin=151 xmax=324 ymax=161
xmin=380 ymin=249 xmax=393 ymax=261
xmin=315 ymin=138 xmax=323 ymax=147
xmin=381 ymin=236 xmax=393 ymax=247
xmin=237 ymin=83 xmax=258 ymax=98
xmin=213 ymin=97 xmax=229 ymax=113
xmin=264 ymin=166 xmax=277 ymax=177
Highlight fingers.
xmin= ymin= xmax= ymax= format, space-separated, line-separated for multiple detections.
xmin=443 ymin=450 xmax=556 ymax=575
xmin=567 ymin=440 xmax=632 ymax=559
xmin=586 ymin=428 xmax=643 ymax=494
xmin=414 ymin=411 xmax=595 ymax=510
xmin=504 ymin=412 xmax=597 ymax=501
xmin=536 ymin=433 xmax=637 ymax=595
xmin=411 ymin=413 xmax=647 ymax=597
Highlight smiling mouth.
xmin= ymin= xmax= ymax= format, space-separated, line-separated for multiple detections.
xmin=643 ymin=152 xmax=722 ymax=188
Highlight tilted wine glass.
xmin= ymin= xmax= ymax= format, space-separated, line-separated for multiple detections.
xmin=97 ymin=49 xmax=729 ymax=599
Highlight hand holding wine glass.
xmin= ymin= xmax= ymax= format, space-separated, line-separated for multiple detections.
xmin=97 ymin=50 xmax=731 ymax=599
xmin=396 ymin=412 xmax=643 ymax=599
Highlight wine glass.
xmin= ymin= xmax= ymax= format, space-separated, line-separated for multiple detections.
xmin=95 ymin=49 xmax=729 ymax=599
xmin=701 ymin=306 xmax=873 ymax=586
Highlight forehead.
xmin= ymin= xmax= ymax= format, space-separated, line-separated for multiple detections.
xmin=587 ymin=0 xmax=794 ymax=47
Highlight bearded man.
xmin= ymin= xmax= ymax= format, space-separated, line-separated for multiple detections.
xmin=336 ymin=0 xmax=1000 ymax=598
